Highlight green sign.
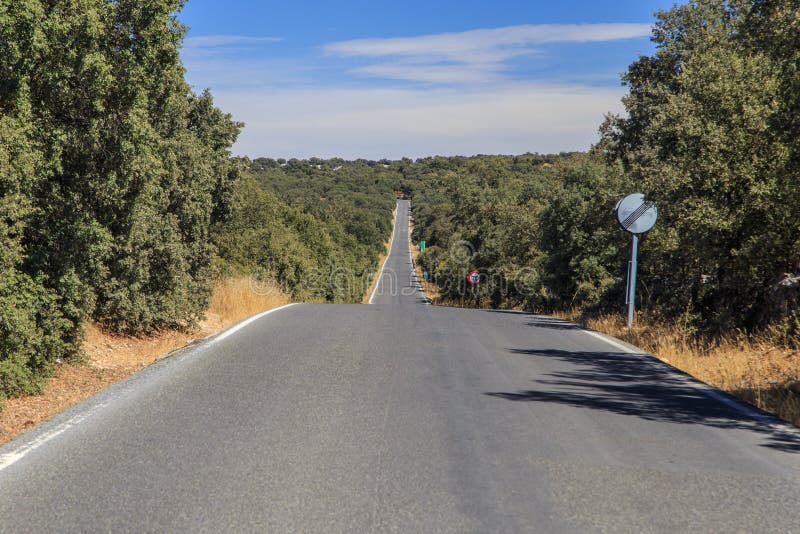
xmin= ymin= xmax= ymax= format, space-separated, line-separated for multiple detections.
xmin=420 ymin=240 xmax=426 ymax=252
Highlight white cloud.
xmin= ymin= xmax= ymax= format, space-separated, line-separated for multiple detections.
xmin=324 ymin=23 xmax=651 ymax=84
xmin=214 ymin=83 xmax=627 ymax=159
xmin=179 ymin=24 xmax=646 ymax=158
xmin=325 ymin=23 xmax=651 ymax=59
xmin=184 ymin=35 xmax=282 ymax=48
xmin=351 ymin=62 xmax=506 ymax=84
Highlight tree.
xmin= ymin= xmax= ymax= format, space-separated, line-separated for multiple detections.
xmin=0 ymin=0 xmax=242 ymax=401
xmin=608 ymin=0 xmax=799 ymax=330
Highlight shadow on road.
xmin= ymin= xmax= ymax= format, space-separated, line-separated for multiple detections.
xmin=487 ymin=347 xmax=800 ymax=453
xmin=481 ymin=311 xmax=583 ymax=331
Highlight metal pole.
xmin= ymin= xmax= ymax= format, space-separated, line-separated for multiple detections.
xmin=627 ymin=234 xmax=638 ymax=327
xmin=625 ymin=260 xmax=632 ymax=305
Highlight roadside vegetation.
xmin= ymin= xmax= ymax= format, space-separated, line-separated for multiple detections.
xmin=556 ymin=312 xmax=800 ymax=427
xmin=407 ymin=1 xmax=800 ymax=423
xmin=409 ymin=1 xmax=800 ymax=341
xmin=0 ymin=0 xmax=242 ymax=408
xmin=0 ymin=1 xmax=396 ymax=412
xmin=213 ymin=158 xmax=397 ymax=304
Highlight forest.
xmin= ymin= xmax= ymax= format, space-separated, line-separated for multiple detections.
xmin=0 ymin=0 xmax=398 ymax=405
xmin=1 ymin=0 xmax=799 ymax=407
xmin=212 ymin=157 xmax=397 ymax=303
xmin=408 ymin=1 xmax=800 ymax=343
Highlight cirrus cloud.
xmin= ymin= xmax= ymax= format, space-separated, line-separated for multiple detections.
xmin=324 ymin=23 xmax=652 ymax=83
xmin=184 ymin=35 xmax=283 ymax=48
xmin=181 ymin=22 xmax=652 ymax=158
xmin=214 ymin=82 xmax=627 ymax=159
xmin=325 ymin=23 xmax=652 ymax=58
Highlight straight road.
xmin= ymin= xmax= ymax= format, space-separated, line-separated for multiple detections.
xmin=1 ymin=200 xmax=799 ymax=532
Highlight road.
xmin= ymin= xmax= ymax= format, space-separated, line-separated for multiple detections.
xmin=1 ymin=199 xmax=799 ymax=532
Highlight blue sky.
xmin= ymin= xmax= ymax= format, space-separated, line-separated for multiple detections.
xmin=179 ymin=0 xmax=678 ymax=159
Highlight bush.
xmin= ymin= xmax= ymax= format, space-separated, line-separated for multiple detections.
xmin=0 ymin=270 xmax=75 ymax=401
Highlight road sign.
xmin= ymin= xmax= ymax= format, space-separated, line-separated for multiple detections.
xmin=615 ymin=193 xmax=658 ymax=235
xmin=467 ymin=270 xmax=481 ymax=286
xmin=614 ymin=193 xmax=658 ymax=328
xmin=420 ymin=240 xmax=426 ymax=252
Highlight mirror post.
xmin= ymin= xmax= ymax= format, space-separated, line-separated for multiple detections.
xmin=627 ymin=234 xmax=638 ymax=328
xmin=615 ymin=193 xmax=655 ymax=329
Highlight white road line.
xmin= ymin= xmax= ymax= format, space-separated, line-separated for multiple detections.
xmin=211 ymin=303 xmax=298 ymax=344
xmin=0 ymin=402 xmax=108 ymax=472
xmin=0 ymin=303 xmax=298 ymax=473
xmin=581 ymin=329 xmax=788 ymax=427
xmin=582 ymin=329 xmax=639 ymax=354
xmin=369 ymin=205 xmax=399 ymax=304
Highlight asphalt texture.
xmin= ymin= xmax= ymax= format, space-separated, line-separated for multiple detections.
xmin=1 ymin=200 xmax=799 ymax=533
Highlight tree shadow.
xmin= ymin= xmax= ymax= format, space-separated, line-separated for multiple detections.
xmin=480 ymin=311 xmax=583 ymax=331
xmin=523 ymin=318 xmax=583 ymax=330
xmin=486 ymin=348 xmax=800 ymax=453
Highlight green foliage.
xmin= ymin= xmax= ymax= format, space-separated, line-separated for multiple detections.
xmin=0 ymin=271 xmax=72 ymax=399
xmin=399 ymin=150 xmax=634 ymax=316
xmin=538 ymin=158 xmax=632 ymax=311
xmin=0 ymin=0 xmax=241 ymax=401
xmin=606 ymin=0 xmax=800 ymax=330
xmin=214 ymin=159 xmax=396 ymax=303
xmin=410 ymin=1 xmax=799 ymax=340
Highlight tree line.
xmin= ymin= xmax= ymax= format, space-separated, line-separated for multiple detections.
xmin=212 ymin=157 xmax=397 ymax=303
xmin=0 ymin=0 xmax=245 ymax=400
xmin=409 ymin=1 xmax=799 ymax=342
xmin=0 ymin=2 xmax=397 ymax=406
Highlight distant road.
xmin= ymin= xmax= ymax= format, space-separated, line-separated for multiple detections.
xmin=1 ymin=200 xmax=799 ymax=532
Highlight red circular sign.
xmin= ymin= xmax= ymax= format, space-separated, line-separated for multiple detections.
xmin=467 ymin=270 xmax=481 ymax=286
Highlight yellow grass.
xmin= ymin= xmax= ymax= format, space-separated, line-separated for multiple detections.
xmin=208 ymin=276 xmax=291 ymax=325
xmin=0 ymin=276 xmax=291 ymax=444
xmin=409 ymin=223 xmax=441 ymax=303
xmin=557 ymin=311 xmax=800 ymax=428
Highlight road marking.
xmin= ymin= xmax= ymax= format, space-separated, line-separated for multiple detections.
xmin=0 ymin=303 xmax=298 ymax=473
xmin=581 ymin=329 xmax=787 ymax=427
xmin=211 ymin=303 xmax=298 ymax=344
xmin=0 ymin=402 xmax=109 ymax=472
xmin=581 ymin=329 xmax=638 ymax=354
xmin=369 ymin=204 xmax=399 ymax=304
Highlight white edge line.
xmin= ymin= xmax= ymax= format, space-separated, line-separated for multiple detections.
xmin=368 ymin=203 xmax=399 ymax=304
xmin=211 ymin=303 xmax=298 ymax=344
xmin=0 ymin=402 xmax=108 ymax=472
xmin=0 ymin=303 xmax=298 ymax=472
xmin=580 ymin=329 xmax=788 ymax=428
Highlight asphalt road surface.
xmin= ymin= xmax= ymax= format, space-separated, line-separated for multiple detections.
xmin=1 ymin=200 xmax=799 ymax=532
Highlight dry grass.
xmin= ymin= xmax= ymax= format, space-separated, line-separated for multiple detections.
xmin=0 ymin=276 xmax=291 ymax=444
xmin=410 ymin=243 xmax=441 ymax=302
xmin=557 ymin=311 xmax=800 ymax=428
xmin=208 ymin=276 xmax=291 ymax=325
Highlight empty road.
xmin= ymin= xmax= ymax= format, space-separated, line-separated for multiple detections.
xmin=1 ymin=200 xmax=799 ymax=532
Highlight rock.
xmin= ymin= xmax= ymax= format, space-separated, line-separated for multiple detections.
xmin=761 ymin=272 xmax=800 ymax=324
